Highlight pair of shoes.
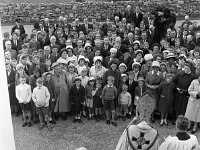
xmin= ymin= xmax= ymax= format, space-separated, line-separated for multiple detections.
xmin=22 ymin=122 xmax=27 ymax=127
xmin=106 ymin=120 xmax=110 ymax=125
xmin=122 ymin=117 xmax=126 ymax=121
xmin=38 ymin=124 xmax=44 ymax=130
xmin=88 ymin=116 xmax=92 ymax=120
xmin=49 ymin=120 xmax=56 ymax=124
xmin=164 ymin=119 xmax=168 ymax=125
xmin=61 ymin=115 xmax=67 ymax=121
xmin=47 ymin=124 xmax=52 ymax=131
xmin=77 ymin=119 xmax=82 ymax=124
xmin=127 ymin=114 xmax=131 ymax=119
xmin=27 ymin=122 xmax=31 ymax=127
xmin=111 ymin=121 xmax=117 ymax=126
xmin=191 ymin=130 xmax=196 ymax=134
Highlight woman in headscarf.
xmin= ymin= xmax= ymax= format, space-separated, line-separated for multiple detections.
xmin=51 ymin=62 xmax=70 ymax=120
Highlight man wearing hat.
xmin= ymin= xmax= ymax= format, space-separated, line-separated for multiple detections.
xmin=141 ymin=54 xmax=154 ymax=78
xmin=11 ymin=18 xmax=25 ymax=36
xmin=146 ymin=61 xmax=163 ymax=123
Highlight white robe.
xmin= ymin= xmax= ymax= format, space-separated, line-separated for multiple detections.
xmin=158 ymin=135 xmax=199 ymax=150
xmin=115 ymin=121 xmax=159 ymax=150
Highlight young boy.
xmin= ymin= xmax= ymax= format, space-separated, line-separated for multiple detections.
xmin=32 ymin=77 xmax=52 ymax=131
xmin=118 ymin=84 xmax=132 ymax=121
xmin=16 ymin=75 xmax=32 ymax=127
xmin=102 ymin=76 xmax=118 ymax=126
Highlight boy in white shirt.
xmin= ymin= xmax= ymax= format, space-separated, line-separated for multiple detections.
xmin=16 ymin=75 xmax=32 ymax=127
xmin=32 ymin=77 xmax=52 ymax=131
xmin=118 ymin=84 xmax=132 ymax=121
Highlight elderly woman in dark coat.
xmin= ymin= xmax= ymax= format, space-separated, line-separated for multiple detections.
xmin=173 ymin=63 xmax=195 ymax=122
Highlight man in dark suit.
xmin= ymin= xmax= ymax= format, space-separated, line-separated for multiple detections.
xmin=123 ymin=32 xmax=134 ymax=46
xmin=43 ymin=18 xmax=50 ymax=33
xmin=132 ymin=6 xmax=143 ymax=27
xmin=81 ymin=18 xmax=93 ymax=35
xmin=40 ymin=46 xmax=57 ymax=64
xmin=11 ymin=19 xmax=25 ymax=36
xmin=123 ymin=5 xmax=133 ymax=23
xmin=101 ymin=37 xmax=113 ymax=58
xmin=74 ymin=18 xmax=82 ymax=34
xmin=11 ymin=32 xmax=21 ymax=52
xmin=101 ymin=18 xmax=112 ymax=36
xmin=193 ymin=32 xmax=200 ymax=47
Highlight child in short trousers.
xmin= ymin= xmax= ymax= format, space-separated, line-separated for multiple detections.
xmin=118 ymin=84 xmax=132 ymax=121
xmin=102 ymin=76 xmax=118 ymax=126
xmin=16 ymin=75 xmax=32 ymax=127
xmin=32 ymin=77 xmax=52 ymax=131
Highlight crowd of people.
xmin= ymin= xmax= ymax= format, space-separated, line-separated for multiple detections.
xmin=1 ymin=0 xmax=200 ymax=25
xmin=3 ymin=1 xmax=200 ymax=149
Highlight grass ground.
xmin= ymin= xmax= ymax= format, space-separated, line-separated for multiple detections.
xmin=12 ymin=114 xmax=200 ymax=150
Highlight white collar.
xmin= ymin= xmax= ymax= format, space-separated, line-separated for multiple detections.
xmin=107 ymin=85 xmax=113 ymax=88
xmin=152 ymin=70 xmax=160 ymax=75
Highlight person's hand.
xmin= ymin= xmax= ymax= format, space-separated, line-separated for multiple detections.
xmin=52 ymin=98 xmax=55 ymax=102
xmin=71 ymin=102 xmax=74 ymax=105
xmin=8 ymin=84 xmax=10 ymax=88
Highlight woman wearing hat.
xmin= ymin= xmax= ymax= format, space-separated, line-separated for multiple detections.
xmin=89 ymin=56 xmax=107 ymax=78
xmin=141 ymin=54 xmax=154 ymax=78
xmin=84 ymin=43 xmax=94 ymax=67
xmin=165 ymin=53 xmax=177 ymax=73
xmin=173 ymin=62 xmax=195 ymax=124
xmin=146 ymin=61 xmax=163 ymax=122
xmin=66 ymin=63 xmax=78 ymax=90
xmin=128 ymin=50 xmax=145 ymax=71
xmin=50 ymin=62 xmax=70 ymax=120
xmin=65 ymin=46 xmax=77 ymax=65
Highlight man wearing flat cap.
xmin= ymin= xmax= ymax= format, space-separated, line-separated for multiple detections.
xmin=11 ymin=18 xmax=25 ymax=36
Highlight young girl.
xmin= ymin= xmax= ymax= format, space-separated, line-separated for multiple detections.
xmin=92 ymin=79 xmax=103 ymax=122
xmin=158 ymin=74 xmax=175 ymax=125
xmin=85 ymin=77 xmax=95 ymax=120
xmin=69 ymin=77 xmax=85 ymax=123
xmin=135 ymin=76 xmax=146 ymax=117
xmin=66 ymin=63 xmax=78 ymax=90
